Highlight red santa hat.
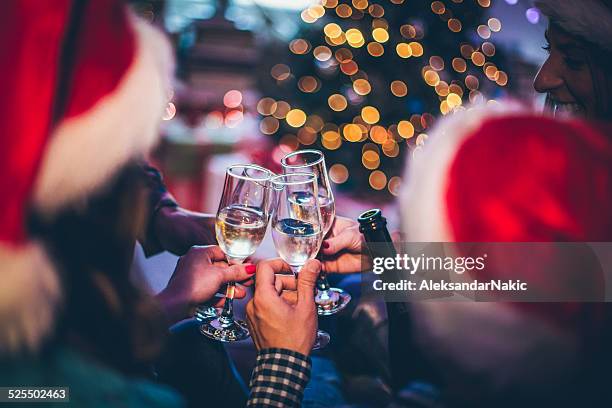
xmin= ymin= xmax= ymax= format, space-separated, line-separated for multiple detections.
xmin=0 ymin=0 xmax=173 ymax=353
xmin=400 ymin=105 xmax=612 ymax=395
xmin=536 ymin=0 xmax=612 ymax=52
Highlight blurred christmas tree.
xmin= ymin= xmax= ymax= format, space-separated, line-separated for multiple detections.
xmin=257 ymin=0 xmax=508 ymax=198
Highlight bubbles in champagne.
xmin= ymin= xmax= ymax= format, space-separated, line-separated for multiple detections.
xmin=216 ymin=206 xmax=267 ymax=262
xmin=272 ymin=218 xmax=322 ymax=271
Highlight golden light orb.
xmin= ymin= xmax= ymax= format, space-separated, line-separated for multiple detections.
xmin=286 ymin=109 xmax=307 ymax=127
xmin=471 ymin=51 xmax=485 ymax=66
xmin=372 ymin=28 xmax=389 ymax=43
xmin=336 ymin=4 xmax=352 ymax=17
xmin=257 ymin=97 xmax=277 ymax=116
xmin=370 ymin=125 xmax=388 ymax=143
xmin=396 ymin=42 xmax=412 ymax=58
xmin=361 ymin=106 xmax=380 ymax=124
xmin=369 ymin=170 xmax=387 ymax=190
xmin=272 ymin=101 xmax=291 ymax=119
xmin=429 ymin=56 xmax=445 ymax=71
xmin=388 ymin=176 xmax=402 ymax=196
xmin=353 ymin=79 xmax=372 ymax=95
xmin=488 ymin=17 xmax=501 ymax=32
xmin=324 ymin=23 xmax=342 ymax=38
xmin=447 ymin=93 xmax=462 ymax=108
xmin=328 ymin=94 xmax=348 ymax=111
xmin=409 ymin=42 xmax=424 ymax=56
xmin=390 ymin=80 xmax=408 ymax=97
xmin=496 ymin=71 xmax=508 ymax=86
xmin=367 ymin=42 xmax=385 ymax=56
xmin=477 ymin=25 xmax=491 ymax=39
xmin=329 ymin=163 xmax=349 ymax=184
xmin=465 ymin=74 xmax=479 ymax=90
xmin=448 ymin=18 xmax=462 ymax=32
xmin=451 ymin=57 xmax=467 ymax=73
xmin=424 ymin=70 xmax=440 ymax=86
xmin=313 ymin=45 xmax=332 ymax=61
xmin=343 ymin=124 xmax=363 ymax=142
xmin=259 ymin=116 xmax=280 ymax=135
xmin=397 ymin=120 xmax=415 ymax=138
xmin=431 ymin=1 xmax=445 ymax=14
xmin=362 ymin=150 xmax=380 ymax=170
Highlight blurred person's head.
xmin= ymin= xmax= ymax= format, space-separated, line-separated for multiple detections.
xmin=533 ymin=0 xmax=612 ymax=120
xmin=0 ymin=0 xmax=172 ymax=357
xmin=399 ymin=105 xmax=612 ymax=402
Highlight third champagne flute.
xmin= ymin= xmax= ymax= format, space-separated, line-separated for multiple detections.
xmin=281 ymin=149 xmax=351 ymax=315
xmin=270 ymin=173 xmax=330 ymax=349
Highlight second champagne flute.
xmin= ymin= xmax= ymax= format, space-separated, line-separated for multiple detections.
xmin=281 ymin=149 xmax=351 ymax=315
xmin=270 ymin=172 xmax=330 ymax=350
xmin=199 ymin=164 xmax=272 ymax=342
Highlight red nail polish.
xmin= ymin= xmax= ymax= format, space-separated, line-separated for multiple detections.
xmin=246 ymin=264 xmax=256 ymax=274
xmin=322 ymin=241 xmax=330 ymax=249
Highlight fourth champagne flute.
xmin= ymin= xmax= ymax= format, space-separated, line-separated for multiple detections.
xmin=271 ymin=173 xmax=330 ymax=350
xmin=281 ymin=149 xmax=351 ymax=315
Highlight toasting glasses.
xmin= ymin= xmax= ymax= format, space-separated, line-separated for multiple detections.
xmin=199 ymin=164 xmax=272 ymax=342
xmin=270 ymin=173 xmax=330 ymax=350
xmin=281 ymin=150 xmax=351 ymax=315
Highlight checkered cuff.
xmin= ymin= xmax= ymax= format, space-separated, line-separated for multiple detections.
xmin=247 ymin=348 xmax=312 ymax=407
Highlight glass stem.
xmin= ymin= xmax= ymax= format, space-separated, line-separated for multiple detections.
xmin=317 ymin=271 xmax=330 ymax=291
xmin=220 ymin=256 xmax=243 ymax=326
xmin=290 ymin=265 xmax=301 ymax=277
xmin=219 ymin=282 xmax=235 ymax=326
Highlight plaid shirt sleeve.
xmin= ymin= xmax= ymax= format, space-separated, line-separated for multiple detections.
xmin=247 ymin=348 xmax=312 ymax=407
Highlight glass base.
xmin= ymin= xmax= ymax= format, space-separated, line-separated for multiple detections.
xmin=316 ymin=287 xmax=351 ymax=316
xmin=199 ymin=315 xmax=250 ymax=342
xmin=194 ymin=305 xmax=218 ymax=321
xmin=312 ymin=329 xmax=330 ymax=350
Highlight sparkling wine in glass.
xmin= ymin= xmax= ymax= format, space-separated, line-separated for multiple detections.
xmin=199 ymin=164 xmax=272 ymax=342
xmin=281 ymin=149 xmax=351 ymax=315
xmin=270 ymin=173 xmax=330 ymax=349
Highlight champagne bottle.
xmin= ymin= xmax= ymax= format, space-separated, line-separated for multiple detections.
xmin=357 ymin=209 xmax=418 ymax=391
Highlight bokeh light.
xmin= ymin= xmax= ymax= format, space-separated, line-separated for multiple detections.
xmin=286 ymin=109 xmax=307 ymax=127
xmin=397 ymin=120 xmax=415 ymax=138
xmin=328 ymin=94 xmax=348 ymax=111
xmin=361 ymin=106 xmax=380 ymax=124
xmin=329 ymin=163 xmax=349 ymax=183
xmin=369 ymin=170 xmax=387 ymax=190
xmin=390 ymin=80 xmax=408 ymax=97
xmin=353 ymin=79 xmax=372 ymax=95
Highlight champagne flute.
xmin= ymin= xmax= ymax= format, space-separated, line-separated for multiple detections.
xmin=199 ymin=164 xmax=272 ymax=342
xmin=270 ymin=173 xmax=330 ymax=350
xmin=281 ymin=149 xmax=351 ymax=315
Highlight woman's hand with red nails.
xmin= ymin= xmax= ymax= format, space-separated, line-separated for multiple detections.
xmin=320 ymin=216 xmax=371 ymax=274
xmin=156 ymin=245 xmax=254 ymax=324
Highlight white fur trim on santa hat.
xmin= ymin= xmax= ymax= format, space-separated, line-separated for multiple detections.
xmin=0 ymin=242 xmax=61 ymax=354
xmin=32 ymin=15 xmax=174 ymax=214
xmin=536 ymin=0 xmax=612 ymax=52
xmin=399 ymin=102 xmax=527 ymax=242
xmin=399 ymin=103 xmax=579 ymax=397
